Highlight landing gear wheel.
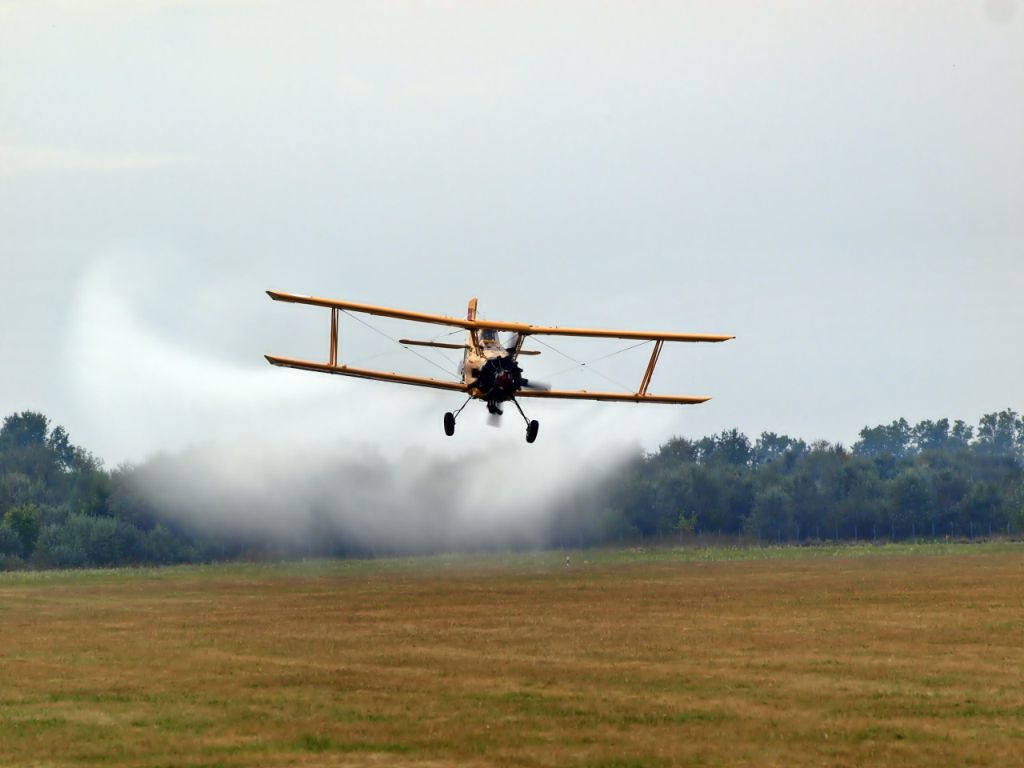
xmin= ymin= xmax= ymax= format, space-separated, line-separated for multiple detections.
xmin=526 ymin=419 xmax=539 ymax=444
xmin=444 ymin=412 xmax=456 ymax=437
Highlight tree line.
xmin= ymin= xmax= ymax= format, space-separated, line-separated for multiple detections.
xmin=0 ymin=412 xmax=213 ymax=569
xmin=1 ymin=409 xmax=1023 ymax=569
xmin=552 ymin=412 xmax=1024 ymax=546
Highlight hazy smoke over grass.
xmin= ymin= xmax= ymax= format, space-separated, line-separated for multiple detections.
xmin=131 ymin=439 xmax=625 ymax=553
xmin=66 ymin=256 xmax=639 ymax=552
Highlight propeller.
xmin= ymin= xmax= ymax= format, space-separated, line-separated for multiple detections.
xmin=473 ymin=356 xmax=551 ymax=426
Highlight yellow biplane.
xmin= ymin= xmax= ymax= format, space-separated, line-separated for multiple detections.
xmin=265 ymin=291 xmax=733 ymax=443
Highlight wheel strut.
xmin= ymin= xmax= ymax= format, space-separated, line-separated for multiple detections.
xmin=452 ymin=395 xmax=473 ymax=419
xmin=511 ymin=399 xmax=540 ymax=444
xmin=444 ymin=395 xmax=474 ymax=437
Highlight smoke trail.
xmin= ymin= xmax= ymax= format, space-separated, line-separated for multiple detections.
xmin=65 ymin=255 xmax=647 ymax=552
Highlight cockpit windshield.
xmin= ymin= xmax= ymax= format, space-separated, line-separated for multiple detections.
xmin=479 ymin=329 xmax=501 ymax=347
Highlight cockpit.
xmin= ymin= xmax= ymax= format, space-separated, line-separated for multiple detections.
xmin=478 ymin=329 xmax=503 ymax=349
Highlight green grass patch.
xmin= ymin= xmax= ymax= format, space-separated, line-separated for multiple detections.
xmin=2 ymin=543 xmax=1024 ymax=766
xmin=293 ymin=734 xmax=412 ymax=754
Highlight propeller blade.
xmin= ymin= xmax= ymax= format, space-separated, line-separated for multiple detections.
xmin=487 ymin=411 xmax=502 ymax=428
xmin=522 ymin=379 xmax=551 ymax=391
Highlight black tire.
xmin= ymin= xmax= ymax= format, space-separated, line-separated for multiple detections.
xmin=526 ymin=419 xmax=539 ymax=444
xmin=444 ymin=412 xmax=456 ymax=437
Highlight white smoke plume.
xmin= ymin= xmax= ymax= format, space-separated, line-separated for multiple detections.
xmin=64 ymin=255 xmax=658 ymax=552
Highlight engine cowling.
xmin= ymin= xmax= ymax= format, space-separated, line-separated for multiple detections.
xmin=473 ymin=356 xmax=524 ymax=403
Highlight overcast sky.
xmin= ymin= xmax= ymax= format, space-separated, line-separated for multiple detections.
xmin=1 ymin=0 xmax=1022 ymax=465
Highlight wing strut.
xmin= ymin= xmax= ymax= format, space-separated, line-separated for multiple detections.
xmin=637 ymin=340 xmax=663 ymax=396
xmin=329 ymin=308 xmax=339 ymax=367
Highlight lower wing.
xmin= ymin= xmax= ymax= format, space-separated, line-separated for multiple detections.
xmin=516 ymin=389 xmax=710 ymax=404
xmin=264 ymin=355 xmax=468 ymax=393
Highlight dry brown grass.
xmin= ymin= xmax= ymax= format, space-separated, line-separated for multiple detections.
xmin=1 ymin=544 xmax=1023 ymax=767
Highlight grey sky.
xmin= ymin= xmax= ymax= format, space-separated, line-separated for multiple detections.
xmin=2 ymin=0 xmax=1022 ymax=465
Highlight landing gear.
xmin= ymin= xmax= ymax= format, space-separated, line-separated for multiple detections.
xmin=512 ymin=399 xmax=540 ymax=444
xmin=444 ymin=396 xmax=473 ymax=437
xmin=445 ymin=396 xmax=539 ymax=443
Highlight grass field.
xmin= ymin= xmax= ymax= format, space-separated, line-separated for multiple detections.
xmin=2 ymin=542 xmax=1023 ymax=767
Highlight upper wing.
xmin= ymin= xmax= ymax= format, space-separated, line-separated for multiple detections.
xmin=265 ymin=355 xmax=467 ymax=393
xmin=268 ymin=291 xmax=475 ymax=332
xmin=267 ymin=290 xmax=733 ymax=343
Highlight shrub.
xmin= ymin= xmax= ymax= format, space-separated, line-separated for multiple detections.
xmin=32 ymin=524 xmax=87 ymax=568
xmin=0 ymin=523 xmax=23 ymax=557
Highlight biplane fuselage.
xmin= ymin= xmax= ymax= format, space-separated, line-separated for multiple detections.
xmin=458 ymin=298 xmax=537 ymax=411
xmin=265 ymin=291 xmax=733 ymax=442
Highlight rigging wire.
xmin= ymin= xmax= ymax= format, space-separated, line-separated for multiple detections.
xmin=341 ymin=310 xmax=459 ymax=380
xmin=338 ymin=310 xmax=652 ymax=393
xmin=530 ymin=337 xmax=646 ymax=392
xmin=429 ymin=327 xmax=466 ymax=343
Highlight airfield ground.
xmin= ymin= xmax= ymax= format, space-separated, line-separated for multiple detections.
xmin=1 ymin=542 xmax=1023 ymax=767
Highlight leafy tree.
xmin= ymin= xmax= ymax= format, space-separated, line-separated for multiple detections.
xmin=141 ymin=524 xmax=181 ymax=564
xmin=854 ymin=418 xmax=912 ymax=459
xmin=958 ymin=482 xmax=1004 ymax=531
xmin=0 ymin=412 xmax=49 ymax=451
xmin=675 ymin=511 xmax=697 ymax=539
xmin=889 ymin=468 xmax=931 ymax=530
xmin=832 ymin=457 xmax=886 ymax=538
xmin=689 ymin=468 xmax=730 ymax=531
xmin=950 ymin=420 xmax=974 ymax=447
xmin=932 ymin=466 xmax=970 ymax=532
xmin=975 ymin=410 xmax=1022 ymax=460
xmin=753 ymin=432 xmax=807 ymax=465
xmin=746 ymin=485 xmax=794 ymax=540
xmin=652 ymin=437 xmax=698 ymax=465
xmin=0 ymin=524 xmax=23 ymax=557
xmin=710 ymin=429 xmax=753 ymax=467
xmin=912 ymin=419 xmax=951 ymax=453
xmin=32 ymin=525 xmax=88 ymax=568
xmin=47 ymin=426 xmax=76 ymax=471
xmin=4 ymin=504 xmax=41 ymax=558
xmin=1008 ymin=481 xmax=1024 ymax=533
xmin=0 ymin=472 xmax=39 ymax=511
